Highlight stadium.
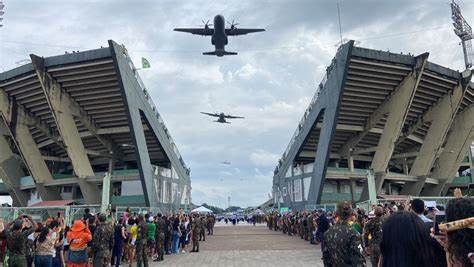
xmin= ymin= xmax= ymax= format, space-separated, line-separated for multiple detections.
xmin=273 ymin=41 xmax=473 ymax=210
xmin=0 ymin=40 xmax=191 ymax=211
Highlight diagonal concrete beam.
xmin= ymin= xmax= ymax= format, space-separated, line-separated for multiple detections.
xmin=0 ymin=121 xmax=30 ymax=206
xmin=30 ymin=55 xmax=123 ymax=160
xmin=0 ymin=90 xmax=60 ymax=201
xmin=402 ymin=77 xmax=469 ymax=195
xmin=30 ymin=55 xmax=100 ymax=204
xmin=339 ymin=53 xmax=429 ymax=158
xmin=422 ymin=104 xmax=474 ymax=196
xmin=360 ymin=53 xmax=429 ymax=200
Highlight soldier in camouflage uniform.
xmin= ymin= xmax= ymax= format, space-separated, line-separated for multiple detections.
xmin=323 ymin=201 xmax=366 ymax=267
xmin=207 ymin=215 xmax=215 ymax=235
xmin=92 ymin=213 xmax=114 ymax=267
xmin=363 ymin=206 xmax=384 ymax=267
xmin=154 ymin=213 xmax=166 ymax=262
xmin=199 ymin=216 xmax=206 ymax=241
xmin=190 ymin=215 xmax=200 ymax=252
xmin=136 ymin=215 xmax=149 ymax=267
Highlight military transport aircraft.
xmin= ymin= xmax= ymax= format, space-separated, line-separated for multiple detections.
xmin=201 ymin=112 xmax=245 ymax=123
xmin=174 ymin=15 xmax=265 ymax=57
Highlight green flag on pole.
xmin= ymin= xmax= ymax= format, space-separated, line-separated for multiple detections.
xmin=141 ymin=57 xmax=151 ymax=69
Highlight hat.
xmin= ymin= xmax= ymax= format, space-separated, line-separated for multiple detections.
xmin=71 ymin=220 xmax=87 ymax=232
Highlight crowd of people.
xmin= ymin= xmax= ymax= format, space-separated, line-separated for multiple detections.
xmin=265 ymin=193 xmax=473 ymax=267
xmin=0 ymin=208 xmax=216 ymax=267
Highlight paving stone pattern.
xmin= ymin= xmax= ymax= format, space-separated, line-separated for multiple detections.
xmin=151 ymin=222 xmax=323 ymax=267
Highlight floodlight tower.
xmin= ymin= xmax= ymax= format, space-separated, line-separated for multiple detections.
xmin=451 ymin=0 xmax=473 ymax=69
xmin=0 ymin=1 xmax=4 ymax=27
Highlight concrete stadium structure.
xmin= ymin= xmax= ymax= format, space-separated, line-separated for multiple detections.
xmin=273 ymin=41 xmax=473 ymax=210
xmin=0 ymin=40 xmax=191 ymax=210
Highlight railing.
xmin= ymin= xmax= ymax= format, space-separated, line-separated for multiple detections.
xmin=276 ymin=71 xmax=329 ymax=175
xmin=121 ymin=46 xmax=190 ymax=175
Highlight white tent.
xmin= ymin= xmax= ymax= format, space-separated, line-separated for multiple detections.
xmin=191 ymin=206 xmax=213 ymax=214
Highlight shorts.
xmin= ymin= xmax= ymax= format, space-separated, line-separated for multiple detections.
xmin=147 ymin=239 xmax=155 ymax=248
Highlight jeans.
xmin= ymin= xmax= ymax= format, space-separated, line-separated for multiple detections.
xmin=171 ymin=230 xmax=180 ymax=253
xmin=52 ymin=255 xmax=62 ymax=267
xmin=34 ymin=255 xmax=53 ymax=267
xmin=111 ymin=245 xmax=123 ymax=267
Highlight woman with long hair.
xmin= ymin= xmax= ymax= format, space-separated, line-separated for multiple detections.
xmin=34 ymin=226 xmax=56 ymax=267
xmin=380 ymin=211 xmax=437 ymax=267
xmin=441 ymin=197 xmax=474 ymax=267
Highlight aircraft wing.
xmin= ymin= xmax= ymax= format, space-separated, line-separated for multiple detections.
xmin=224 ymin=115 xmax=245 ymax=119
xmin=225 ymin=28 xmax=265 ymax=36
xmin=174 ymin=28 xmax=214 ymax=36
xmin=201 ymin=112 xmax=219 ymax=117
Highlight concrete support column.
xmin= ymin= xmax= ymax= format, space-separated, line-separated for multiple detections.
xmin=361 ymin=53 xmax=428 ymax=200
xmin=402 ymin=82 xmax=465 ymax=195
xmin=128 ymin=108 xmax=157 ymax=207
xmin=0 ymin=122 xmax=29 ymax=206
xmin=403 ymin=159 xmax=409 ymax=175
xmin=348 ymin=156 xmax=357 ymax=204
xmin=423 ymin=105 xmax=474 ymax=196
xmin=13 ymin=111 xmax=60 ymax=201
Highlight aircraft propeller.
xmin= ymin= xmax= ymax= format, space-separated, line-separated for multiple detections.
xmin=201 ymin=19 xmax=213 ymax=29
xmin=227 ymin=19 xmax=239 ymax=30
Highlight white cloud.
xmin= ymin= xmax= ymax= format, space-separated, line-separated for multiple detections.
xmin=250 ymin=149 xmax=280 ymax=167
xmin=1 ymin=0 xmax=472 ymax=208
xmin=235 ymin=63 xmax=258 ymax=79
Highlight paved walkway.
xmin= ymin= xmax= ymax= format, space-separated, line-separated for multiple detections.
xmin=152 ymin=222 xmax=323 ymax=266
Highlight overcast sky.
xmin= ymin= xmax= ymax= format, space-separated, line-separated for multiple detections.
xmin=0 ymin=0 xmax=472 ymax=208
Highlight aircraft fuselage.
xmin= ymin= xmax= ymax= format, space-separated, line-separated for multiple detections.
xmin=211 ymin=15 xmax=228 ymax=56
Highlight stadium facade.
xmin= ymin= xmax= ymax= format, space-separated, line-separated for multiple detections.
xmin=273 ymin=41 xmax=473 ymax=210
xmin=0 ymin=40 xmax=191 ymax=211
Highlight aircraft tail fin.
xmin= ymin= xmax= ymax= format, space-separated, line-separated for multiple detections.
xmin=203 ymin=50 xmax=238 ymax=56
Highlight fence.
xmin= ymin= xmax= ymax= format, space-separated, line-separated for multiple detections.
xmin=0 ymin=205 xmax=101 ymax=226
xmin=0 ymin=204 xmax=189 ymax=225
xmin=356 ymin=196 xmax=458 ymax=211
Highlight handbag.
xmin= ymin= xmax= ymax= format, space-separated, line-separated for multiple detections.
xmin=67 ymin=249 xmax=88 ymax=264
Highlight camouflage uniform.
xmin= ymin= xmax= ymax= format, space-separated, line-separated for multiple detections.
xmin=199 ymin=217 xmax=206 ymax=241
xmin=92 ymin=222 xmax=114 ymax=267
xmin=323 ymin=221 xmax=366 ymax=267
xmin=191 ymin=218 xmax=200 ymax=252
xmin=136 ymin=220 xmax=149 ymax=267
xmin=363 ymin=217 xmax=384 ymax=267
xmin=154 ymin=217 xmax=166 ymax=261
xmin=207 ymin=215 xmax=215 ymax=235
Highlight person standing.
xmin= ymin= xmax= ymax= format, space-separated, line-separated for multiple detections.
xmin=111 ymin=218 xmax=126 ymax=267
xmin=92 ymin=214 xmax=114 ymax=267
xmin=171 ymin=216 xmax=181 ymax=254
xmin=163 ymin=216 xmax=172 ymax=255
xmin=190 ymin=216 xmax=200 ymax=253
xmin=5 ymin=215 xmax=37 ymax=267
xmin=135 ymin=215 xmax=149 ymax=267
xmin=66 ymin=220 xmax=92 ymax=267
xmin=380 ymin=211 xmax=437 ymax=267
xmin=323 ymin=201 xmax=366 ymax=267
xmin=145 ymin=214 xmax=156 ymax=257
xmin=34 ymin=225 xmax=56 ymax=267
xmin=153 ymin=213 xmax=166 ymax=262
xmin=199 ymin=217 xmax=206 ymax=241
xmin=363 ymin=206 xmax=384 ymax=267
